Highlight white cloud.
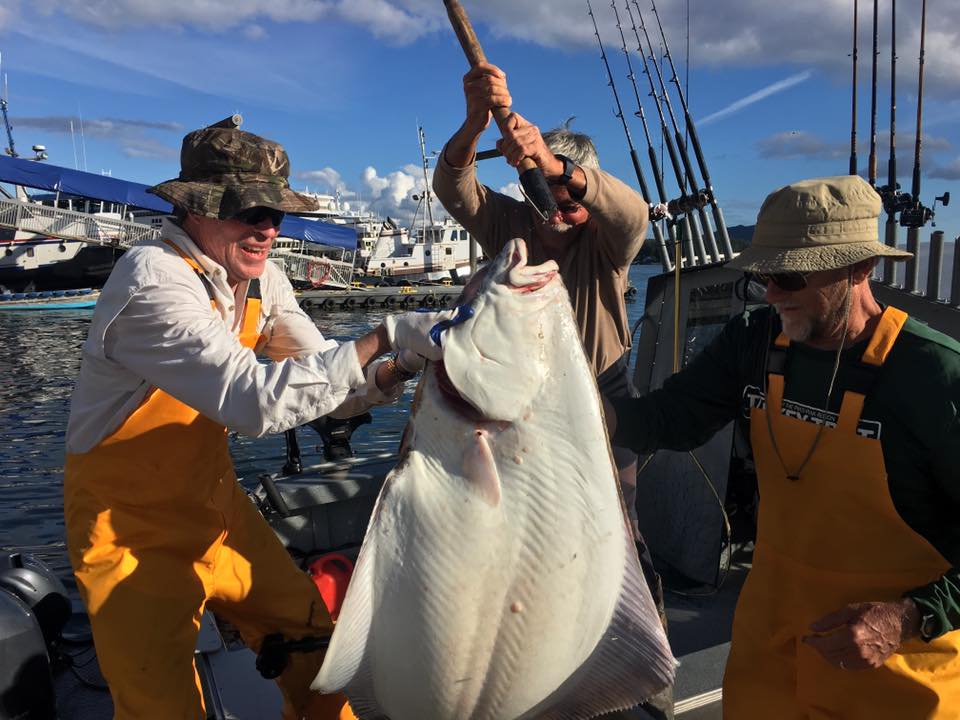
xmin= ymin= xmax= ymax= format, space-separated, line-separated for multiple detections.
xmin=335 ymin=0 xmax=444 ymax=44
xmin=297 ymin=167 xmax=345 ymax=193
xmin=11 ymin=115 xmax=182 ymax=162
xmin=0 ymin=2 xmax=19 ymax=33
xmin=756 ymin=131 xmax=846 ymax=160
xmin=362 ymin=165 xmax=417 ymax=206
xmin=498 ymin=182 xmax=523 ymax=201
xmin=16 ymin=0 xmax=960 ymax=96
xmin=244 ymin=24 xmax=266 ymax=40
xmin=929 ymin=156 xmax=960 ymax=181
xmin=29 ymin=0 xmax=332 ymax=32
xmin=290 ymin=162 xmax=458 ymax=225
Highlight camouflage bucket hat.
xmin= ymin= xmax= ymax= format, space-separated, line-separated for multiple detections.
xmin=146 ymin=127 xmax=319 ymax=219
xmin=726 ymin=175 xmax=912 ymax=274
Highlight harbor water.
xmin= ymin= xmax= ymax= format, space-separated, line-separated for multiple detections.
xmin=0 ymin=264 xmax=661 ymax=598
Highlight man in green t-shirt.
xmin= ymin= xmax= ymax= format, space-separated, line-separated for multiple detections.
xmin=608 ymin=175 xmax=960 ymax=719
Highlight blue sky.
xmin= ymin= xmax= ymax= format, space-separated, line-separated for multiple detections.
xmin=1 ymin=0 xmax=957 ymax=235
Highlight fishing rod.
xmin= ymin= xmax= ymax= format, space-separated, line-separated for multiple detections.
xmin=849 ymin=0 xmax=858 ymax=176
xmin=442 ymin=0 xmax=558 ymax=222
xmin=895 ymin=0 xmax=951 ymax=294
xmin=633 ymin=0 xmax=710 ymax=265
xmin=649 ymin=0 xmax=735 ymax=261
xmin=868 ymin=0 xmax=879 ymax=186
xmin=899 ymin=0 xmax=935 ymax=232
xmin=624 ymin=0 xmax=699 ymax=267
xmin=604 ymin=0 xmax=676 ymax=271
xmin=587 ymin=0 xmax=672 ymax=272
xmin=877 ymin=0 xmax=911 ymax=281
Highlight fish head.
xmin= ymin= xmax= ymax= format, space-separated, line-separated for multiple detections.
xmin=437 ymin=238 xmax=563 ymax=423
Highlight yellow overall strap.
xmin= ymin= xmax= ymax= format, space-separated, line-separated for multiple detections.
xmin=161 ymin=238 xmax=263 ymax=344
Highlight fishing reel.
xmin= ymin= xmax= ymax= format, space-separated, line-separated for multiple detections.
xmin=890 ymin=189 xmax=948 ymax=229
xmin=665 ymin=189 xmax=711 ymax=217
xmin=876 ymin=185 xmax=914 ymax=216
xmin=899 ymin=202 xmax=933 ymax=228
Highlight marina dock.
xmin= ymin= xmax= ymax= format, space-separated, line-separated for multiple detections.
xmin=297 ymin=282 xmax=461 ymax=311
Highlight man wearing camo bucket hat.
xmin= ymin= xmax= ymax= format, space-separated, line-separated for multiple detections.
xmin=606 ymin=175 xmax=960 ymax=718
xmin=63 ymin=120 xmax=457 ymax=720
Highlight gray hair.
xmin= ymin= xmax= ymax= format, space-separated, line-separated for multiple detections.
xmin=542 ymin=127 xmax=599 ymax=170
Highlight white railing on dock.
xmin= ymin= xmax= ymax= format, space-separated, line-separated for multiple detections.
xmin=0 ymin=197 xmax=158 ymax=248
xmin=269 ymin=251 xmax=354 ymax=290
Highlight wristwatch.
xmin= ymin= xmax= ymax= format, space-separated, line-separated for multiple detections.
xmin=553 ymin=154 xmax=576 ymax=186
xmin=919 ymin=611 xmax=938 ymax=642
xmin=386 ymin=354 xmax=418 ymax=383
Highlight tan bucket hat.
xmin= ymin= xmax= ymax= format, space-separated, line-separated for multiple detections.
xmin=726 ymin=175 xmax=912 ymax=273
xmin=147 ymin=126 xmax=319 ymax=219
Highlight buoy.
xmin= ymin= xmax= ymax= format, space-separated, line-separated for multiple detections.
xmin=307 ymin=553 xmax=354 ymax=621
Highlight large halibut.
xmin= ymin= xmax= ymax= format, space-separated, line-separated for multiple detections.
xmin=313 ymin=238 xmax=675 ymax=719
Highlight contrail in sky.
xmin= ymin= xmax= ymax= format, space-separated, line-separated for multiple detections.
xmin=698 ymin=70 xmax=814 ymax=126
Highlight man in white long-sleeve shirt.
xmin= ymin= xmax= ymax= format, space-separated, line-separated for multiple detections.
xmin=63 ymin=122 xmax=449 ymax=720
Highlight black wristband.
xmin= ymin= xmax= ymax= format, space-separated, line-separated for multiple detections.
xmin=554 ymin=154 xmax=576 ymax=186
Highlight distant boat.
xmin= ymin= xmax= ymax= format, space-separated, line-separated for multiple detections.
xmin=0 ymin=287 xmax=100 ymax=310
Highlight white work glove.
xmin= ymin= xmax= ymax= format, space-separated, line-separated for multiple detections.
xmin=382 ymin=308 xmax=459 ymax=362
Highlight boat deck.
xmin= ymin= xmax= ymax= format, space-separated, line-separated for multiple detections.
xmin=50 ymin=448 xmax=740 ymax=719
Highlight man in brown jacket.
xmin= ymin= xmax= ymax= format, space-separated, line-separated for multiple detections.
xmin=433 ymin=61 xmax=672 ymax=720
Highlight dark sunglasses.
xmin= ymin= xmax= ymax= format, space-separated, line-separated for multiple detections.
xmin=557 ymin=202 xmax=583 ymax=214
xmin=232 ymin=206 xmax=285 ymax=228
xmin=750 ymin=271 xmax=811 ymax=292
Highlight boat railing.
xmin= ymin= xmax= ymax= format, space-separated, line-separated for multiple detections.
xmin=0 ymin=196 xmax=159 ymax=249
xmin=872 ymin=229 xmax=960 ymax=337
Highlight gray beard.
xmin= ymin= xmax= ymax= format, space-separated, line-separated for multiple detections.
xmin=774 ymin=283 xmax=850 ymax=345
xmin=543 ymin=221 xmax=574 ymax=234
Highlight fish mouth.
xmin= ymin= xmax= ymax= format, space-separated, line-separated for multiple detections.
xmin=506 ymin=240 xmax=559 ymax=292
xmin=434 ymin=360 xmax=486 ymax=422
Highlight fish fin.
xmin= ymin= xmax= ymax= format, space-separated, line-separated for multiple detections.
xmin=519 ymin=528 xmax=677 ymax=720
xmin=461 ymin=430 xmax=501 ymax=507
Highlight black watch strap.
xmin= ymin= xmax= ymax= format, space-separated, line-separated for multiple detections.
xmin=919 ymin=611 xmax=938 ymax=641
xmin=554 ymin=154 xmax=576 ymax=186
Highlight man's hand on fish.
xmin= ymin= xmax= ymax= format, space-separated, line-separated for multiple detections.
xmin=381 ymin=309 xmax=457 ymax=362
xmin=802 ymin=598 xmax=922 ymax=670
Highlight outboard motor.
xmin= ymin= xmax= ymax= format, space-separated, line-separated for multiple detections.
xmin=0 ymin=552 xmax=71 ymax=720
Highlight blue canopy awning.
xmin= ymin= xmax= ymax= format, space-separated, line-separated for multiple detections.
xmin=0 ymin=154 xmax=173 ymax=212
xmin=0 ymin=155 xmax=357 ymax=252
xmin=280 ymin=215 xmax=357 ymax=252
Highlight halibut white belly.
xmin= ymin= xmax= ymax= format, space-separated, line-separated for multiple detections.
xmin=313 ymin=238 xmax=675 ymax=719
